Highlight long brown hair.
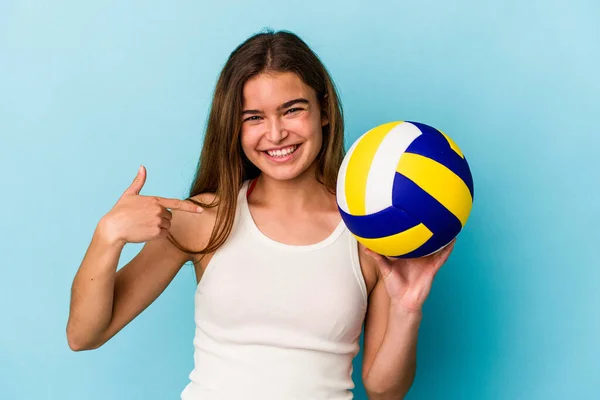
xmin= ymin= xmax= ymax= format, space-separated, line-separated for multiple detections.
xmin=168 ymin=29 xmax=345 ymax=259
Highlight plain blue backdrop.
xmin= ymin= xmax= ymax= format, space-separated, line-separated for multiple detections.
xmin=1 ymin=0 xmax=599 ymax=399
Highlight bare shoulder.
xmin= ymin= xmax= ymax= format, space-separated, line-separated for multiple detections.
xmin=168 ymin=193 xmax=220 ymax=277
xmin=169 ymin=193 xmax=219 ymax=250
xmin=356 ymin=242 xmax=381 ymax=296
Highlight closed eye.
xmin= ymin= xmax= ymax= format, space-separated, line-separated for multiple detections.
xmin=243 ymin=115 xmax=263 ymax=122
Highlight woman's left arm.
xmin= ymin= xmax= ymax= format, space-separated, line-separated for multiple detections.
xmin=361 ymin=240 xmax=456 ymax=399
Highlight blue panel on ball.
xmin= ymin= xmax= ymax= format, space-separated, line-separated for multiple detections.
xmin=338 ymin=204 xmax=420 ymax=239
xmin=405 ymin=121 xmax=474 ymax=199
xmin=390 ymin=172 xmax=462 ymax=257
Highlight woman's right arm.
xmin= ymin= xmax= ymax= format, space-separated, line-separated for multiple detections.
xmin=66 ymin=166 xmax=206 ymax=351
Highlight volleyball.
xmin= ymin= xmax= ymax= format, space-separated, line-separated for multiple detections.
xmin=336 ymin=121 xmax=474 ymax=258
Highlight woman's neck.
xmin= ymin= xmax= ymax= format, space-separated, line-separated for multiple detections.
xmin=250 ymin=170 xmax=335 ymax=213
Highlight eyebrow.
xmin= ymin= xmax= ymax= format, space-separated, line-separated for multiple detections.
xmin=242 ymin=98 xmax=310 ymax=116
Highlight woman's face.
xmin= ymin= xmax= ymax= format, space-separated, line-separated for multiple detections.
xmin=240 ymin=71 xmax=328 ymax=182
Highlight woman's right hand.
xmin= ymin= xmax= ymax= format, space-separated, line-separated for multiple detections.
xmin=97 ymin=165 xmax=203 ymax=246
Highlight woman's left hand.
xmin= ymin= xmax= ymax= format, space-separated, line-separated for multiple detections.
xmin=364 ymin=239 xmax=456 ymax=312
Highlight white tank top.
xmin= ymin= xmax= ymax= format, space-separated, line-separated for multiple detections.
xmin=181 ymin=180 xmax=368 ymax=400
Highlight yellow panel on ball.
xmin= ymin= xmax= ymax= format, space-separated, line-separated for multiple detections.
xmin=344 ymin=121 xmax=403 ymax=216
xmin=396 ymin=153 xmax=473 ymax=227
xmin=353 ymin=222 xmax=433 ymax=257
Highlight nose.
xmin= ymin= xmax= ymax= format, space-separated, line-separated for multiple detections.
xmin=265 ymin=118 xmax=289 ymax=144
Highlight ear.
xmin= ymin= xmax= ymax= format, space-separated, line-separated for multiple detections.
xmin=321 ymin=94 xmax=329 ymax=127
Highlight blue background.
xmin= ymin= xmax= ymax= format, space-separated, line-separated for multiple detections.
xmin=1 ymin=1 xmax=598 ymax=399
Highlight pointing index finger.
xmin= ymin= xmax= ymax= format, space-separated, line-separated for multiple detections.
xmin=156 ymin=197 xmax=203 ymax=213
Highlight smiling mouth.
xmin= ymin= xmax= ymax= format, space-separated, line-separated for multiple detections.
xmin=263 ymin=144 xmax=300 ymax=158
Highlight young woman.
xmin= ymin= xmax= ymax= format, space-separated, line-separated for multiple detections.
xmin=66 ymin=30 xmax=455 ymax=400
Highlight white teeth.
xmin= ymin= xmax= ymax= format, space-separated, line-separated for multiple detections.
xmin=267 ymin=145 xmax=297 ymax=157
